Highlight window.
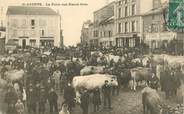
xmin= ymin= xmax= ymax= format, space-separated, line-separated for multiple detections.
xmin=125 ymin=22 xmax=128 ymax=33
xmin=42 ymin=30 xmax=44 ymax=36
xmin=30 ymin=40 xmax=36 ymax=47
xmin=125 ymin=0 xmax=128 ymax=4
xmin=118 ymin=23 xmax=122 ymax=33
xmin=125 ymin=6 xmax=128 ymax=17
xmin=118 ymin=1 xmax=122 ymax=5
xmin=132 ymin=4 xmax=135 ymax=15
xmin=108 ymin=31 xmax=112 ymax=37
xmin=100 ymin=32 xmax=103 ymax=37
xmin=93 ymin=30 xmax=99 ymax=37
xmin=132 ymin=21 xmax=136 ymax=32
xmin=118 ymin=8 xmax=122 ymax=18
xmin=31 ymin=19 xmax=35 ymax=26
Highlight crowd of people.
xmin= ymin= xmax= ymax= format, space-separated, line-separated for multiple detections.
xmin=0 ymin=45 xmax=183 ymax=114
xmin=0 ymin=47 xmax=130 ymax=114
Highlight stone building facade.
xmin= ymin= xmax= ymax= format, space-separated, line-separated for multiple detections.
xmin=6 ymin=6 xmax=61 ymax=48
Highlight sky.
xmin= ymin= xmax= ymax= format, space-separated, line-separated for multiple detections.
xmin=0 ymin=0 xmax=116 ymax=46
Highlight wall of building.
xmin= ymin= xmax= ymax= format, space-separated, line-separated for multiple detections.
xmin=6 ymin=15 xmax=61 ymax=47
xmin=92 ymin=2 xmax=116 ymax=48
xmin=0 ymin=38 xmax=5 ymax=54
xmin=139 ymin=0 xmax=153 ymax=14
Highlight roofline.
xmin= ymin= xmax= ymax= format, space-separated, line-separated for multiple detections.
xmin=143 ymin=11 xmax=163 ymax=16
xmin=6 ymin=14 xmax=60 ymax=16
xmin=6 ymin=6 xmax=60 ymax=16
xmin=93 ymin=1 xmax=115 ymax=14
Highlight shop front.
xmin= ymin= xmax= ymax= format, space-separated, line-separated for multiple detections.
xmin=116 ymin=34 xmax=140 ymax=48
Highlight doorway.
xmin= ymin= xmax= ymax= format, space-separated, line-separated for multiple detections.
xmin=22 ymin=39 xmax=26 ymax=49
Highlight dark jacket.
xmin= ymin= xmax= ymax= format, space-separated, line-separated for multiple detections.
xmin=39 ymin=90 xmax=47 ymax=103
xmin=160 ymin=71 xmax=172 ymax=91
xmin=4 ymin=91 xmax=18 ymax=104
xmin=102 ymin=84 xmax=111 ymax=95
xmin=149 ymin=76 xmax=159 ymax=89
xmin=93 ymin=89 xmax=101 ymax=105
xmin=80 ymin=92 xmax=89 ymax=109
xmin=27 ymin=90 xmax=37 ymax=105
xmin=64 ymin=86 xmax=75 ymax=101
xmin=48 ymin=91 xmax=58 ymax=103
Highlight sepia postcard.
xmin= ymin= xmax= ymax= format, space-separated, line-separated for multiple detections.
xmin=0 ymin=0 xmax=184 ymax=114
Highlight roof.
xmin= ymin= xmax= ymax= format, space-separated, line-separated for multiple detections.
xmin=99 ymin=16 xmax=114 ymax=25
xmin=7 ymin=6 xmax=59 ymax=15
xmin=94 ymin=1 xmax=115 ymax=14
xmin=143 ymin=2 xmax=168 ymax=16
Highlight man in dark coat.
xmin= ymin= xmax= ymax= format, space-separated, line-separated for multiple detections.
xmin=93 ymin=88 xmax=101 ymax=112
xmin=27 ymin=87 xmax=37 ymax=113
xmin=160 ymin=68 xmax=172 ymax=99
xmin=38 ymin=88 xmax=47 ymax=114
xmin=4 ymin=88 xmax=18 ymax=113
xmin=102 ymin=80 xmax=112 ymax=109
xmin=80 ymin=89 xmax=90 ymax=114
xmin=171 ymin=69 xmax=181 ymax=96
xmin=0 ymin=65 xmax=8 ymax=79
xmin=63 ymin=83 xmax=75 ymax=112
xmin=149 ymin=73 xmax=159 ymax=90
xmin=48 ymin=88 xmax=58 ymax=113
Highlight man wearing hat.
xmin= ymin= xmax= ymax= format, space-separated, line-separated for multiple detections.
xmin=15 ymin=99 xmax=24 ymax=114
xmin=63 ymin=83 xmax=75 ymax=112
xmin=149 ymin=73 xmax=159 ymax=90
xmin=48 ymin=88 xmax=58 ymax=113
xmin=102 ymin=80 xmax=112 ymax=109
xmin=27 ymin=87 xmax=37 ymax=113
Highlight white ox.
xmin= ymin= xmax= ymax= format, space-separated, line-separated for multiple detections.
xmin=132 ymin=58 xmax=142 ymax=64
xmin=80 ymin=66 xmax=105 ymax=76
xmin=5 ymin=69 xmax=24 ymax=81
xmin=72 ymin=74 xmax=118 ymax=103
xmin=142 ymin=54 xmax=165 ymax=67
xmin=91 ymin=51 xmax=103 ymax=57
xmin=105 ymin=54 xmax=125 ymax=63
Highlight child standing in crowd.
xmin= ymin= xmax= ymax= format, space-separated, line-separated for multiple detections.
xmin=15 ymin=99 xmax=24 ymax=114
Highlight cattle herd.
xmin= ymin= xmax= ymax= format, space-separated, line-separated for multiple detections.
xmin=0 ymin=47 xmax=184 ymax=114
